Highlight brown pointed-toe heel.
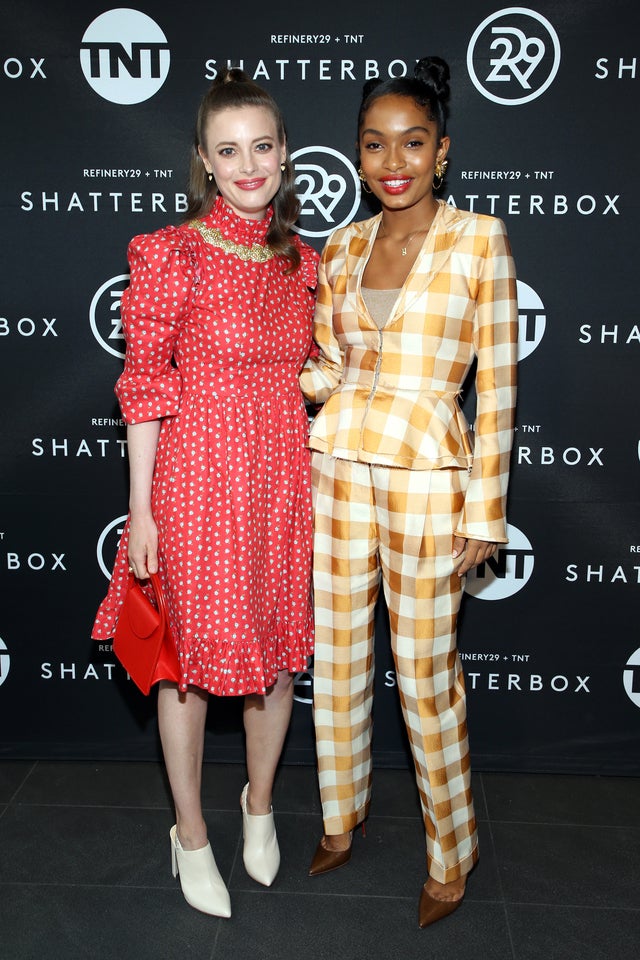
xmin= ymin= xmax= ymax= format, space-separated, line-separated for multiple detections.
xmin=308 ymin=836 xmax=352 ymax=877
xmin=418 ymin=883 xmax=463 ymax=928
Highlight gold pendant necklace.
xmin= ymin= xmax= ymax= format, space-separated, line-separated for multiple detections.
xmin=401 ymin=236 xmax=416 ymax=257
xmin=379 ymin=224 xmax=427 ymax=257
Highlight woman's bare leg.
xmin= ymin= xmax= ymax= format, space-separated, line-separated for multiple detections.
xmin=158 ymin=681 xmax=209 ymax=849
xmin=243 ymin=669 xmax=294 ymax=812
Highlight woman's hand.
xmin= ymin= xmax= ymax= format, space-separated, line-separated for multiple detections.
xmin=125 ymin=419 xmax=162 ymax=579
xmin=127 ymin=512 xmax=158 ymax=580
xmin=452 ymin=537 xmax=497 ymax=577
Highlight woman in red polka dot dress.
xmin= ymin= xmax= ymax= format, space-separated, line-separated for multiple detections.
xmin=92 ymin=69 xmax=318 ymax=917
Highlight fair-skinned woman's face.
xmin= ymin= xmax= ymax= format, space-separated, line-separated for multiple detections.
xmin=198 ymin=105 xmax=286 ymax=220
xmin=358 ymin=94 xmax=450 ymax=215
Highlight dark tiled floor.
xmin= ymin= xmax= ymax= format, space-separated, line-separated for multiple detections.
xmin=1 ymin=761 xmax=638 ymax=960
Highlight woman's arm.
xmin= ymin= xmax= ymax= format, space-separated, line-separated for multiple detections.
xmin=299 ymin=238 xmax=344 ymax=403
xmin=126 ymin=419 xmax=161 ymax=579
xmin=455 ymin=217 xmax=518 ymax=546
xmin=115 ymin=231 xmax=196 ymax=578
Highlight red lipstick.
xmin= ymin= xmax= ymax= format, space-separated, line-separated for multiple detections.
xmin=379 ymin=177 xmax=413 ymax=195
xmin=235 ymin=178 xmax=267 ymax=190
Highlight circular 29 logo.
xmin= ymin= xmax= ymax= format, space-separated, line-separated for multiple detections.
xmin=90 ymin=274 xmax=129 ymax=359
xmin=292 ymin=146 xmax=361 ymax=238
xmin=467 ymin=7 xmax=561 ymax=105
xmin=80 ymin=9 xmax=170 ymax=104
xmin=97 ymin=515 xmax=129 ymax=580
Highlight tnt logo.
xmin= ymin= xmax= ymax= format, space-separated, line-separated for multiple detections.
xmin=97 ymin=515 xmax=128 ymax=579
xmin=80 ymin=9 xmax=170 ymax=104
xmin=90 ymin=274 xmax=129 ymax=359
xmin=623 ymin=648 xmax=640 ymax=709
xmin=465 ymin=523 xmax=534 ymax=600
xmin=292 ymin=146 xmax=361 ymax=238
xmin=0 ymin=638 xmax=10 ymax=688
xmin=467 ymin=7 xmax=561 ymax=105
xmin=517 ymin=280 xmax=546 ymax=360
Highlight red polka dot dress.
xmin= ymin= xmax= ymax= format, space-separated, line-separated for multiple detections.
xmin=92 ymin=196 xmax=319 ymax=695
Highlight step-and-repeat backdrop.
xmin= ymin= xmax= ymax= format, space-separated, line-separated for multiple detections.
xmin=1 ymin=1 xmax=638 ymax=773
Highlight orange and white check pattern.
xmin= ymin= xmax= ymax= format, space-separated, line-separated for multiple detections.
xmin=312 ymin=453 xmax=478 ymax=884
xmin=300 ymin=200 xmax=518 ymax=544
xmin=302 ymin=203 xmax=518 ymax=883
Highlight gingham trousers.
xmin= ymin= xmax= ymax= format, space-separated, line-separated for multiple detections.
xmin=311 ymin=452 xmax=478 ymax=884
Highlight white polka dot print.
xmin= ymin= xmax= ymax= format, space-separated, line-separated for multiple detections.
xmin=92 ymin=196 xmax=319 ymax=695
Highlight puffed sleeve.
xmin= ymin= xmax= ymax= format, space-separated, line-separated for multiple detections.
xmin=115 ymin=227 xmax=198 ymax=424
xmin=299 ymin=231 xmax=345 ymax=403
xmin=297 ymin=237 xmax=320 ymax=291
xmin=455 ymin=217 xmax=518 ymax=544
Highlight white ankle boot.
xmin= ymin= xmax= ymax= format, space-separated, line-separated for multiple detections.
xmin=240 ymin=783 xmax=280 ymax=886
xmin=170 ymin=825 xmax=231 ymax=917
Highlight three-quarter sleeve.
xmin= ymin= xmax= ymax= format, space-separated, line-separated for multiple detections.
xmin=115 ymin=227 xmax=198 ymax=424
xmin=456 ymin=218 xmax=518 ymax=543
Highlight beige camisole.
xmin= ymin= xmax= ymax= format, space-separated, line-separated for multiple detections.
xmin=361 ymin=287 xmax=401 ymax=329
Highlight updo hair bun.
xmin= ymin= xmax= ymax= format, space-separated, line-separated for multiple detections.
xmin=414 ymin=56 xmax=450 ymax=106
xmin=356 ymin=54 xmax=450 ymax=139
xmin=361 ymin=77 xmax=383 ymax=100
xmin=216 ymin=65 xmax=250 ymax=85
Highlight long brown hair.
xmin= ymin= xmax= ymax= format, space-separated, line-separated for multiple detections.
xmin=185 ymin=67 xmax=301 ymax=273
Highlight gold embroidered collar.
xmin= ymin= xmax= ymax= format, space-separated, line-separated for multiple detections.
xmin=189 ymin=219 xmax=275 ymax=262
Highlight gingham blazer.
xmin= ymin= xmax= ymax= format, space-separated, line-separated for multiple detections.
xmin=300 ymin=200 xmax=518 ymax=543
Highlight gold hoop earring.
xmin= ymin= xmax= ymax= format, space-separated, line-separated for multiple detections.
xmin=358 ymin=166 xmax=372 ymax=194
xmin=433 ymin=158 xmax=448 ymax=191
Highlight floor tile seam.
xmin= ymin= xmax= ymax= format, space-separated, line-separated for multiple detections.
xmin=478 ymin=774 xmax=517 ymax=960
xmin=207 ymin=808 xmax=428 ymax=822
xmin=228 ymin=826 xmax=244 ymax=889
xmin=486 ymin=817 xmax=640 ymax=830
xmin=502 ymin=899 xmax=640 ymax=913
xmin=206 ymin=891 xmax=227 ymax=960
xmin=0 ymin=879 xmax=523 ymax=909
xmin=480 ymin=774 xmax=640 ymax=784
xmin=5 ymin=760 xmax=39 ymax=804
xmin=0 ymin=803 xmax=486 ymax=823
xmin=15 ymin=805 xmax=637 ymax=831
xmin=9 ymin=801 xmax=174 ymax=811
xmin=261 ymin=809 xmax=425 ymax=822
xmin=225 ymin=888 xmax=506 ymax=904
xmin=0 ymin=880 xmax=185 ymax=890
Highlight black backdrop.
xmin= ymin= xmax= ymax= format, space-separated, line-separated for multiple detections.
xmin=1 ymin=0 xmax=638 ymax=774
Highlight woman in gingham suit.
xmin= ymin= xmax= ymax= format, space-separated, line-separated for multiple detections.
xmin=300 ymin=57 xmax=518 ymax=927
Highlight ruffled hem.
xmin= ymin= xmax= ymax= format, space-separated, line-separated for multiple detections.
xmin=178 ymin=611 xmax=314 ymax=695
xmin=92 ymin=610 xmax=314 ymax=696
xmin=91 ymin=613 xmax=119 ymax=643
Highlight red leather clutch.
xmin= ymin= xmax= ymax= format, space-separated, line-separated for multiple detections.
xmin=113 ymin=572 xmax=180 ymax=695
